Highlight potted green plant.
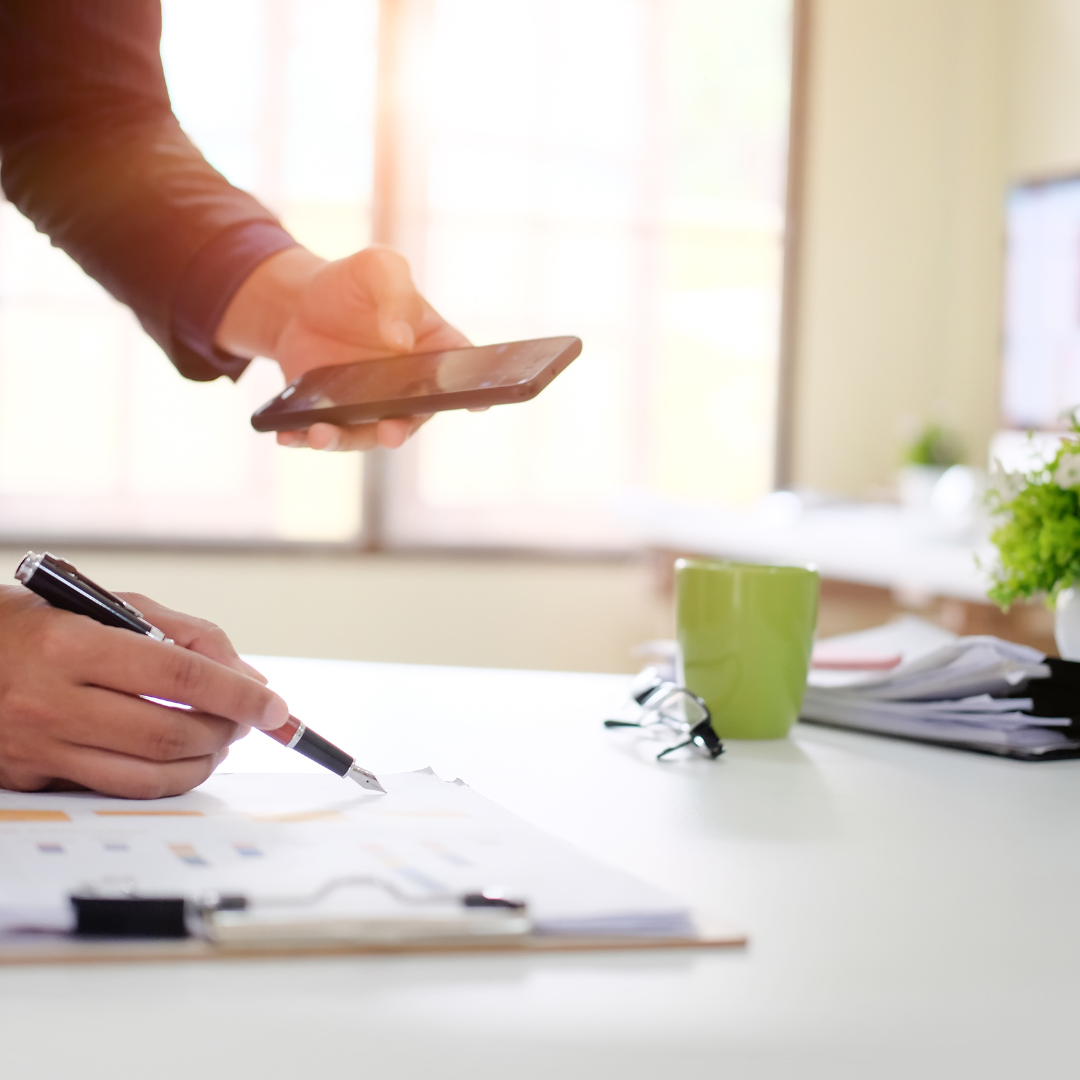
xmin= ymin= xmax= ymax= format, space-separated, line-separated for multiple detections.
xmin=899 ymin=421 xmax=964 ymax=515
xmin=986 ymin=429 xmax=1080 ymax=658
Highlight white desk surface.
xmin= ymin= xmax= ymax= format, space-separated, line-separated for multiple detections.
xmin=5 ymin=655 xmax=1080 ymax=1079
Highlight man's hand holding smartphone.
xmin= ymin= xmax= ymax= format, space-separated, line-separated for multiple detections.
xmin=215 ymin=245 xmax=471 ymax=453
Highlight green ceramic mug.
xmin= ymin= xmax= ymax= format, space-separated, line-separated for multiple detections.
xmin=675 ymin=559 xmax=819 ymax=740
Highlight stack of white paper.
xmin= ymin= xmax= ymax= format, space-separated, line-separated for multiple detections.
xmin=802 ymin=618 xmax=1079 ymax=755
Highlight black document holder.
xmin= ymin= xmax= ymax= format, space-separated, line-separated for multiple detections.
xmin=802 ymin=658 xmax=1080 ymax=762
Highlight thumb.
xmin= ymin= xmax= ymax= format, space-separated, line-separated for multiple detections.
xmin=344 ymin=247 xmax=423 ymax=352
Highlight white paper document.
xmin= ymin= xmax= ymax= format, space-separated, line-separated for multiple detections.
xmin=0 ymin=769 xmax=696 ymax=943
xmin=802 ymin=618 xmax=1078 ymax=754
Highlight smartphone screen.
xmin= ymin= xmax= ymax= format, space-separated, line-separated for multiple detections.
xmin=251 ymin=336 xmax=581 ymax=431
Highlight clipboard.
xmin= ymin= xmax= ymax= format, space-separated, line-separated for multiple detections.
xmin=0 ymin=770 xmax=746 ymax=965
xmin=0 ymin=913 xmax=746 ymax=968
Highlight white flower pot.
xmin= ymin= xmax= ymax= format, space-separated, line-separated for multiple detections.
xmin=1055 ymin=587 xmax=1080 ymax=660
xmin=898 ymin=465 xmax=947 ymax=514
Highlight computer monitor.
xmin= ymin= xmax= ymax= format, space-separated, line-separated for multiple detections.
xmin=1001 ymin=174 xmax=1080 ymax=431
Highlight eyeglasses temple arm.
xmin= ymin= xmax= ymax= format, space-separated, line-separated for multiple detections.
xmin=655 ymin=738 xmax=694 ymax=760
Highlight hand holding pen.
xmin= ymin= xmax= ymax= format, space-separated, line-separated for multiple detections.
xmin=0 ymin=553 xmax=383 ymax=799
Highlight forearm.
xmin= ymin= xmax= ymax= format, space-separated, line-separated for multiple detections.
xmin=2 ymin=120 xmax=281 ymax=372
xmin=0 ymin=0 xmax=293 ymax=382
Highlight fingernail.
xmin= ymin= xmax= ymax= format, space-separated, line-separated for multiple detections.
xmin=261 ymin=695 xmax=289 ymax=730
xmin=388 ymin=320 xmax=415 ymax=351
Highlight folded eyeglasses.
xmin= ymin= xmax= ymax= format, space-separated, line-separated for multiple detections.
xmin=603 ymin=667 xmax=724 ymax=761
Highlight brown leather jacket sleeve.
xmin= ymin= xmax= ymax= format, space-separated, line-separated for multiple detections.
xmin=0 ymin=0 xmax=294 ymax=380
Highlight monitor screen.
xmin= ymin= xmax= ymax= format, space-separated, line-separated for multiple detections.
xmin=1002 ymin=175 xmax=1080 ymax=430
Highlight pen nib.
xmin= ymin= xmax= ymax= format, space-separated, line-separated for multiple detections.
xmin=347 ymin=762 xmax=386 ymax=793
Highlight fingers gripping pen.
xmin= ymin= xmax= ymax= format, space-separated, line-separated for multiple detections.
xmin=15 ymin=552 xmax=386 ymax=793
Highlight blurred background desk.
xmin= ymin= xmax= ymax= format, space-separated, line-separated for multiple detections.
xmin=623 ymin=494 xmax=1057 ymax=653
xmin=5 ymin=655 xmax=1080 ymax=1079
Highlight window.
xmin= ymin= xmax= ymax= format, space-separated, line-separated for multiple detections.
xmin=0 ymin=0 xmax=793 ymax=549
xmin=379 ymin=0 xmax=794 ymax=548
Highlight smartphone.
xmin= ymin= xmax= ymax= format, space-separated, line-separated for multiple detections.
xmin=250 ymin=335 xmax=582 ymax=433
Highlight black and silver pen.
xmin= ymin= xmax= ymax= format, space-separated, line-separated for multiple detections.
xmin=15 ymin=552 xmax=386 ymax=793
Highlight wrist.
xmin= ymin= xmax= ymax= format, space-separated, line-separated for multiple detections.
xmin=214 ymin=246 xmax=327 ymax=360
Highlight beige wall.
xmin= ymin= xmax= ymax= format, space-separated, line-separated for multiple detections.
xmin=0 ymin=548 xmax=670 ymax=674
xmin=1006 ymin=0 xmax=1080 ymax=177
xmin=792 ymin=0 xmax=1010 ymax=496
xmin=792 ymin=0 xmax=1080 ymax=498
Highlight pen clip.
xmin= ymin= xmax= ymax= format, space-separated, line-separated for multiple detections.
xmin=46 ymin=554 xmax=144 ymax=617
xmin=16 ymin=551 xmax=173 ymax=644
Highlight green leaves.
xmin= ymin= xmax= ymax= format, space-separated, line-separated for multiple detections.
xmin=988 ymin=437 xmax=1080 ymax=608
xmin=902 ymin=422 xmax=963 ymax=467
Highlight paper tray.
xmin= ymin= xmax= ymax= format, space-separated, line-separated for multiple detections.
xmin=801 ymin=717 xmax=1080 ymax=761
